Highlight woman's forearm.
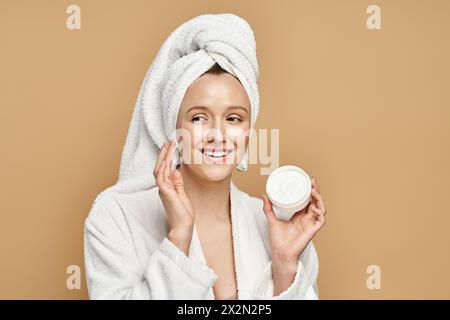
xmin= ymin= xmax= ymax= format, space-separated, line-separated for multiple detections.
xmin=271 ymin=258 xmax=298 ymax=296
xmin=167 ymin=228 xmax=193 ymax=256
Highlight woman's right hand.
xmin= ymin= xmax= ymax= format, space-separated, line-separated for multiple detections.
xmin=153 ymin=140 xmax=194 ymax=255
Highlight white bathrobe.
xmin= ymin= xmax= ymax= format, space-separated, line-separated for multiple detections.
xmin=84 ymin=179 xmax=319 ymax=300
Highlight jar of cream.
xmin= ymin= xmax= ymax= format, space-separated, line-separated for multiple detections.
xmin=265 ymin=165 xmax=312 ymax=221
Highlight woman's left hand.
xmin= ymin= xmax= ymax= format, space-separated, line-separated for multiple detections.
xmin=262 ymin=177 xmax=326 ymax=295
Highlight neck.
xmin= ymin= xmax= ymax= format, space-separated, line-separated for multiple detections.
xmin=179 ymin=164 xmax=232 ymax=223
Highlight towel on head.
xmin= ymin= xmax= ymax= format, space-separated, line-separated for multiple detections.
xmin=93 ymin=13 xmax=260 ymax=205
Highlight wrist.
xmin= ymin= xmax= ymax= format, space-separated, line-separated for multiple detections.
xmin=168 ymin=227 xmax=193 ymax=256
xmin=272 ymin=248 xmax=299 ymax=268
xmin=271 ymin=259 xmax=298 ymax=296
xmin=272 ymin=258 xmax=298 ymax=278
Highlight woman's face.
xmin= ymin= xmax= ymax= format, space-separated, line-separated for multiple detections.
xmin=176 ymin=72 xmax=251 ymax=182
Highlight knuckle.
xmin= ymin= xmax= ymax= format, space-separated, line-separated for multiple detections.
xmin=173 ymin=181 xmax=182 ymax=188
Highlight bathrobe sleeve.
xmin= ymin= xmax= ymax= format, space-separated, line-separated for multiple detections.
xmin=249 ymin=197 xmax=320 ymax=300
xmin=252 ymin=240 xmax=320 ymax=300
xmin=84 ymin=198 xmax=218 ymax=299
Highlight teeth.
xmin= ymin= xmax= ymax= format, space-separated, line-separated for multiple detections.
xmin=202 ymin=149 xmax=231 ymax=157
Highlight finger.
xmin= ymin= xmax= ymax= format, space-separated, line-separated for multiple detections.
xmin=307 ymin=192 xmax=318 ymax=213
xmin=172 ymin=169 xmax=186 ymax=196
xmin=292 ymin=205 xmax=307 ymax=224
xmin=163 ymin=154 xmax=173 ymax=187
xmin=156 ymin=160 xmax=167 ymax=188
xmin=305 ymin=200 xmax=314 ymax=215
xmin=309 ymin=203 xmax=322 ymax=217
xmin=154 ymin=143 xmax=168 ymax=178
xmin=262 ymin=195 xmax=277 ymax=224
xmin=262 ymin=194 xmax=273 ymax=211
xmin=310 ymin=203 xmax=326 ymax=226
xmin=311 ymin=188 xmax=326 ymax=214
xmin=311 ymin=177 xmax=320 ymax=193
xmin=164 ymin=140 xmax=177 ymax=176
xmin=305 ymin=194 xmax=317 ymax=214
xmin=165 ymin=140 xmax=177 ymax=164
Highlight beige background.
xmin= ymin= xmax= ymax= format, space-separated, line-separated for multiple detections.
xmin=1 ymin=0 xmax=449 ymax=299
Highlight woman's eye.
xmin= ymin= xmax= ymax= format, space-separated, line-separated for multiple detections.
xmin=227 ymin=116 xmax=242 ymax=123
xmin=192 ymin=116 xmax=207 ymax=123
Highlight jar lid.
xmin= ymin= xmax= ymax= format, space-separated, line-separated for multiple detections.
xmin=266 ymin=165 xmax=311 ymax=207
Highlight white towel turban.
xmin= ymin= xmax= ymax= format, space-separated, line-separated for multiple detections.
xmin=93 ymin=13 xmax=260 ymax=205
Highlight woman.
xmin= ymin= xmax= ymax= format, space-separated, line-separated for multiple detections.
xmin=84 ymin=13 xmax=326 ymax=300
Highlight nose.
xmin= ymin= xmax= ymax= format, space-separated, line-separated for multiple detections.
xmin=206 ymin=120 xmax=226 ymax=144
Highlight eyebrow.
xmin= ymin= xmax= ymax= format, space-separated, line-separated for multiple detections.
xmin=186 ymin=105 xmax=249 ymax=113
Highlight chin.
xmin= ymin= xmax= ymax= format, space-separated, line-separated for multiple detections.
xmin=196 ymin=164 xmax=235 ymax=182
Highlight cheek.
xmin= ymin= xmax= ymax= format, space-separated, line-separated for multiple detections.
xmin=226 ymin=126 xmax=249 ymax=149
xmin=175 ymin=123 xmax=194 ymax=152
xmin=175 ymin=123 xmax=205 ymax=162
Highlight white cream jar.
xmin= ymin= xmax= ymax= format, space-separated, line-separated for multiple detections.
xmin=265 ymin=165 xmax=312 ymax=221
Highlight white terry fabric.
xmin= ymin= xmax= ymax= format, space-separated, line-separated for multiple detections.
xmin=84 ymin=180 xmax=319 ymax=299
xmin=92 ymin=13 xmax=259 ymax=204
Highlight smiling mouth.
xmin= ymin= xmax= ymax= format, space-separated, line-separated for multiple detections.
xmin=200 ymin=148 xmax=233 ymax=158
